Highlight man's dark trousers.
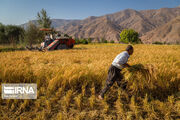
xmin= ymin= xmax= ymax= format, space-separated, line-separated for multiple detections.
xmin=100 ymin=65 xmax=125 ymax=98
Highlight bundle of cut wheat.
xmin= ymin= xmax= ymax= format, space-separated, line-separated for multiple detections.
xmin=122 ymin=64 xmax=156 ymax=96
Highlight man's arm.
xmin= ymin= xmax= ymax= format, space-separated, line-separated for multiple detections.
xmin=123 ymin=63 xmax=130 ymax=67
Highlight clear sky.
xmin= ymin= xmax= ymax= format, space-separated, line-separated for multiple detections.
xmin=0 ymin=0 xmax=180 ymax=25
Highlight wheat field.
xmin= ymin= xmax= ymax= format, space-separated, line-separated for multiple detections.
xmin=0 ymin=44 xmax=180 ymax=120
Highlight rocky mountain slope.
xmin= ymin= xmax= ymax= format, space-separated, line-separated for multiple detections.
xmin=57 ymin=7 xmax=180 ymax=43
xmin=22 ymin=7 xmax=180 ymax=43
xmin=141 ymin=16 xmax=180 ymax=44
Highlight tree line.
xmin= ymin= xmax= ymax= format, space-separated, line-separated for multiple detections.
xmin=0 ymin=23 xmax=24 ymax=45
xmin=0 ymin=22 xmax=46 ymax=46
xmin=0 ymin=9 xmax=52 ymax=47
xmin=75 ymin=29 xmax=142 ymax=44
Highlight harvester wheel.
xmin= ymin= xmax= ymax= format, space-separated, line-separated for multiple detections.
xmin=69 ymin=44 xmax=74 ymax=49
xmin=57 ymin=44 xmax=68 ymax=49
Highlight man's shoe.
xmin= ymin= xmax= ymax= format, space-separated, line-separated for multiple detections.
xmin=98 ymin=95 xmax=103 ymax=100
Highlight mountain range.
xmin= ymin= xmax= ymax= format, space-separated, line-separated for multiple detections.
xmin=22 ymin=7 xmax=180 ymax=44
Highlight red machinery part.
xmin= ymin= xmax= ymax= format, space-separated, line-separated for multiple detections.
xmin=66 ymin=38 xmax=75 ymax=47
xmin=39 ymin=28 xmax=52 ymax=31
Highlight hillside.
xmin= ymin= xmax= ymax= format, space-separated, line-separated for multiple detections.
xmin=141 ymin=16 xmax=180 ymax=44
xmin=21 ymin=19 xmax=80 ymax=29
xmin=22 ymin=7 xmax=180 ymax=43
xmin=57 ymin=7 xmax=180 ymax=43
xmin=57 ymin=16 xmax=122 ymax=41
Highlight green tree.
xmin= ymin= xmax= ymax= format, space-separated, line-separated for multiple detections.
xmin=37 ymin=9 xmax=52 ymax=28
xmin=75 ymin=38 xmax=88 ymax=44
xmin=75 ymin=38 xmax=80 ymax=44
xmin=81 ymin=39 xmax=88 ymax=44
xmin=120 ymin=29 xmax=141 ymax=44
xmin=5 ymin=25 xmax=24 ymax=46
xmin=0 ymin=23 xmax=7 ymax=44
xmin=25 ymin=22 xmax=43 ymax=46
xmin=87 ymin=38 xmax=92 ymax=43
xmin=104 ymin=40 xmax=108 ymax=43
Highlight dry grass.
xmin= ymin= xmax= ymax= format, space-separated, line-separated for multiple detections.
xmin=0 ymin=44 xmax=180 ymax=119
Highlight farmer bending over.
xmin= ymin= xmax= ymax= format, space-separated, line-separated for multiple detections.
xmin=98 ymin=45 xmax=134 ymax=100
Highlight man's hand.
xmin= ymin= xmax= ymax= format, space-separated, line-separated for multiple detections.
xmin=123 ymin=63 xmax=131 ymax=67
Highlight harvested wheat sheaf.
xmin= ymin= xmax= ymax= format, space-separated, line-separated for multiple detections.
xmin=123 ymin=64 xmax=156 ymax=94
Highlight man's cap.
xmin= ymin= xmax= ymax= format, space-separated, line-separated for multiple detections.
xmin=126 ymin=45 xmax=133 ymax=51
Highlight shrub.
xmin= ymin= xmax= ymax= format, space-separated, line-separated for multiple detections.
xmin=101 ymin=38 xmax=108 ymax=43
xmin=176 ymin=41 xmax=180 ymax=45
xmin=75 ymin=38 xmax=81 ymax=44
xmin=75 ymin=38 xmax=88 ymax=44
xmin=104 ymin=40 xmax=108 ymax=43
xmin=120 ymin=29 xmax=141 ymax=44
xmin=87 ymin=38 xmax=92 ymax=43
xmin=81 ymin=39 xmax=88 ymax=44
xmin=110 ymin=40 xmax=115 ymax=43
xmin=152 ymin=41 xmax=163 ymax=45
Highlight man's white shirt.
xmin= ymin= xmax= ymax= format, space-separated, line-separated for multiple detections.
xmin=112 ymin=51 xmax=130 ymax=69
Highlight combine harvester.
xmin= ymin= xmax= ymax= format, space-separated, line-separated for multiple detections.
xmin=26 ymin=28 xmax=75 ymax=51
